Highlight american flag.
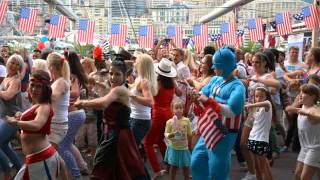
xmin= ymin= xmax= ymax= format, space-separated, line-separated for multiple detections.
xmin=197 ymin=106 xmax=224 ymax=149
xmin=293 ymin=13 xmax=304 ymax=21
xmin=193 ymin=24 xmax=208 ymax=51
xmin=248 ymin=18 xmax=264 ymax=42
xmin=221 ymin=21 xmax=237 ymax=46
xmin=182 ymin=37 xmax=190 ymax=48
xmin=167 ymin=25 xmax=183 ymax=48
xmin=235 ymin=30 xmax=244 ymax=48
xmin=302 ymin=5 xmax=320 ymax=30
xmin=48 ymin=14 xmax=67 ymax=39
xmin=18 ymin=7 xmax=38 ymax=33
xmin=210 ymin=34 xmax=223 ymax=49
xmin=77 ymin=19 xmax=95 ymax=44
xmin=0 ymin=1 xmax=7 ymax=25
xmin=138 ymin=25 xmax=154 ymax=48
xmin=110 ymin=24 xmax=127 ymax=47
xmin=275 ymin=12 xmax=292 ymax=36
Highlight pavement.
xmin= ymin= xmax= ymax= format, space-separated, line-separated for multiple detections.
xmin=1 ymin=149 xmax=311 ymax=180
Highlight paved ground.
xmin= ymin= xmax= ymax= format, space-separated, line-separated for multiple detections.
xmin=1 ymin=149 xmax=313 ymax=180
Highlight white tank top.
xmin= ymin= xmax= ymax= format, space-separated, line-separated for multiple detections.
xmin=51 ymin=78 xmax=70 ymax=123
xmin=129 ymin=88 xmax=151 ymax=120
xmin=249 ymin=101 xmax=272 ymax=142
xmin=298 ymin=108 xmax=320 ymax=149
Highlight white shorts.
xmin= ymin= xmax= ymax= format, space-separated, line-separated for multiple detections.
xmin=14 ymin=145 xmax=60 ymax=180
xmin=297 ymin=147 xmax=320 ymax=168
xmin=48 ymin=122 xmax=68 ymax=145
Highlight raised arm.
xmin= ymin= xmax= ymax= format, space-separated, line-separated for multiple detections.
xmin=6 ymin=104 xmax=50 ymax=131
xmin=0 ymin=78 xmax=20 ymax=100
xmin=130 ymin=79 xmax=154 ymax=107
xmin=75 ymin=86 xmax=128 ymax=109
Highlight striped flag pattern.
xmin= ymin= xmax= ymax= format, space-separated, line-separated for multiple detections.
xmin=138 ymin=25 xmax=154 ymax=48
xmin=167 ymin=25 xmax=183 ymax=48
xmin=211 ymin=34 xmax=223 ymax=49
xmin=48 ymin=14 xmax=67 ymax=39
xmin=248 ymin=18 xmax=264 ymax=42
xmin=193 ymin=24 xmax=208 ymax=51
xmin=18 ymin=7 xmax=38 ymax=33
xmin=302 ymin=5 xmax=320 ymax=30
xmin=221 ymin=21 xmax=237 ymax=46
xmin=77 ymin=19 xmax=95 ymax=44
xmin=235 ymin=30 xmax=244 ymax=48
xmin=110 ymin=24 xmax=127 ymax=47
xmin=0 ymin=1 xmax=7 ymax=25
xmin=275 ymin=12 xmax=292 ymax=36
xmin=197 ymin=106 xmax=224 ymax=149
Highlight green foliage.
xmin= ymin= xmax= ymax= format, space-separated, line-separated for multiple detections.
xmin=240 ymin=41 xmax=262 ymax=53
xmin=74 ymin=43 xmax=95 ymax=57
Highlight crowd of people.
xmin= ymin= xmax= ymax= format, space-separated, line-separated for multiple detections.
xmin=0 ymin=39 xmax=319 ymax=180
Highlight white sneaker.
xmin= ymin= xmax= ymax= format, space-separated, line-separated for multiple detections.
xmin=241 ymin=172 xmax=256 ymax=180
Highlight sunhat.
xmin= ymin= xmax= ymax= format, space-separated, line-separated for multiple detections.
xmin=155 ymin=58 xmax=177 ymax=78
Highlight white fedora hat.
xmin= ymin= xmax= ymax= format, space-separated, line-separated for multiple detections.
xmin=155 ymin=58 xmax=177 ymax=78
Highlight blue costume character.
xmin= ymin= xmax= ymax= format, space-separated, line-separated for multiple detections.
xmin=191 ymin=48 xmax=246 ymax=180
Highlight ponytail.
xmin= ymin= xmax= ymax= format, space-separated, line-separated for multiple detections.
xmin=47 ymin=52 xmax=70 ymax=82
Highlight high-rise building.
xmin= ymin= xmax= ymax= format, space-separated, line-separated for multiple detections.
xmin=111 ymin=0 xmax=145 ymax=17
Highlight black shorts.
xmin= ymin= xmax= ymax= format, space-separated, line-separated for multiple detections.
xmin=247 ymin=139 xmax=270 ymax=156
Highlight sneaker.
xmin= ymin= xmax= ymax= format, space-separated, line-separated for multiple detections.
xmin=239 ymin=162 xmax=248 ymax=171
xmin=280 ymin=146 xmax=288 ymax=153
xmin=152 ymin=170 xmax=167 ymax=180
xmin=241 ymin=172 xmax=256 ymax=180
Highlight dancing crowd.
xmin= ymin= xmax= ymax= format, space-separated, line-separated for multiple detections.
xmin=0 ymin=39 xmax=320 ymax=180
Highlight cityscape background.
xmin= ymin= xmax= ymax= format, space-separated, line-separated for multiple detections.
xmin=0 ymin=0 xmax=313 ymax=41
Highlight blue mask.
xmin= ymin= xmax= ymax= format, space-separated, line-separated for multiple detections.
xmin=212 ymin=48 xmax=237 ymax=79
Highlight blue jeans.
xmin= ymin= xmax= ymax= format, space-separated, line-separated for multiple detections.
xmin=129 ymin=118 xmax=151 ymax=145
xmin=58 ymin=110 xmax=86 ymax=179
xmin=0 ymin=119 xmax=22 ymax=172
xmin=191 ymin=133 xmax=237 ymax=180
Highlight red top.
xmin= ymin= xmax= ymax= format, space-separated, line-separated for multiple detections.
xmin=20 ymin=105 xmax=54 ymax=134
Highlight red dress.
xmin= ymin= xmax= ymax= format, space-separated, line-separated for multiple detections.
xmin=91 ymin=102 xmax=145 ymax=180
xmin=143 ymin=86 xmax=175 ymax=173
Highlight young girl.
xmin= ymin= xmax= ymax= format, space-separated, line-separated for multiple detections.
xmin=164 ymin=99 xmax=192 ymax=180
xmin=244 ymin=86 xmax=273 ymax=180
xmin=286 ymin=84 xmax=320 ymax=180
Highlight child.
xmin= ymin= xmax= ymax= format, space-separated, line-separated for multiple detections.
xmin=164 ymin=99 xmax=192 ymax=180
xmin=244 ymin=86 xmax=273 ymax=180
xmin=286 ymin=84 xmax=320 ymax=180
xmin=75 ymin=77 xmax=99 ymax=157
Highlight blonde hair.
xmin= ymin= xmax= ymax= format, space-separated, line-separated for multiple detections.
xmin=184 ymin=49 xmax=197 ymax=71
xmin=171 ymin=98 xmax=185 ymax=111
xmin=47 ymin=52 xmax=70 ymax=81
xmin=135 ymin=54 xmax=158 ymax=96
xmin=7 ymin=54 xmax=24 ymax=74
xmin=33 ymin=59 xmax=50 ymax=74
xmin=81 ymin=57 xmax=97 ymax=74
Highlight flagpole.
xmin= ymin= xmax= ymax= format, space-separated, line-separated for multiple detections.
xmin=311 ymin=0 xmax=319 ymax=47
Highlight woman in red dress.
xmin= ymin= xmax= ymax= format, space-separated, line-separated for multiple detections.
xmin=75 ymin=59 xmax=145 ymax=180
xmin=143 ymin=58 xmax=181 ymax=179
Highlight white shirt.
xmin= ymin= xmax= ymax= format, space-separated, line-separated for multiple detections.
xmin=0 ymin=65 xmax=6 ymax=78
xmin=175 ymin=61 xmax=191 ymax=102
xmin=298 ymin=106 xmax=320 ymax=149
xmin=284 ymin=60 xmax=305 ymax=97
xmin=249 ymin=101 xmax=272 ymax=142
xmin=236 ymin=60 xmax=248 ymax=79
